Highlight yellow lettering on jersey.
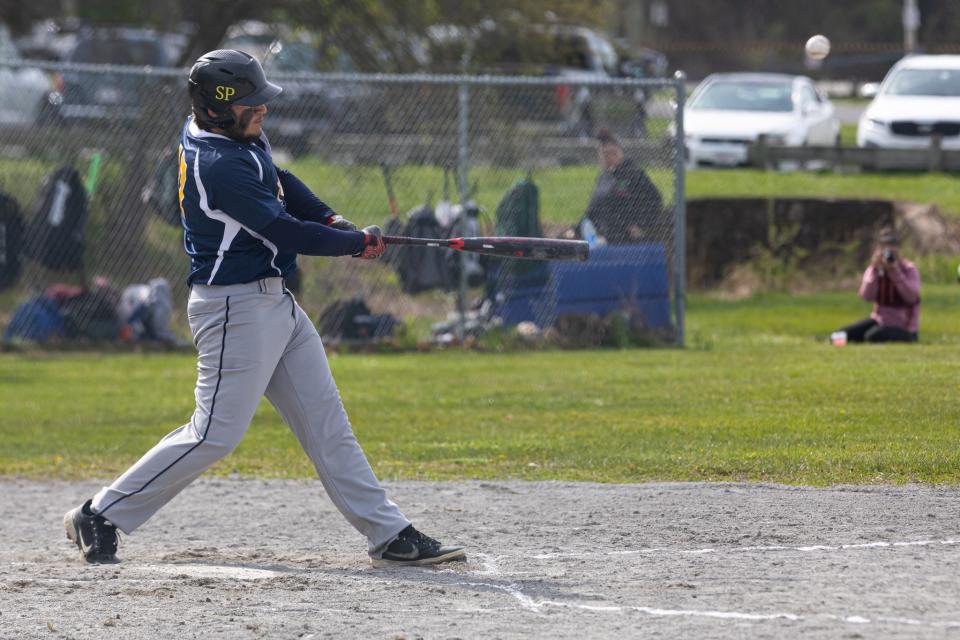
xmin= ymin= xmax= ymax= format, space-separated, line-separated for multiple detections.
xmin=177 ymin=144 xmax=187 ymax=220
xmin=215 ymin=86 xmax=236 ymax=101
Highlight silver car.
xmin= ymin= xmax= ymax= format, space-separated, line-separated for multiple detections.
xmin=0 ymin=24 xmax=53 ymax=127
xmin=683 ymin=73 xmax=840 ymax=167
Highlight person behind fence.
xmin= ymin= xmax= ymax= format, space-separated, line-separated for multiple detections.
xmin=576 ymin=127 xmax=663 ymax=245
xmin=62 ymin=49 xmax=465 ymax=568
xmin=833 ymin=231 xmax=920 ymax=344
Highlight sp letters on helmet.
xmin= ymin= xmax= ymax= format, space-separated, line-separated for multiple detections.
xmin=188 ymin=49 xmax=282 ymax=128
xmin=215 ymin=85 xmax=237 ymax=102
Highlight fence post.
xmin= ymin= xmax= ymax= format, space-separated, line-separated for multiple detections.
xmin=929 ymin=133 xmax=943 ymax=172
xmin=673 ymin=71 xmax=687 ymax=347
xmin=755 ymin=134 xmax=770 ymax=170
xmin=456 ymin=80 xmax=471 ymax=342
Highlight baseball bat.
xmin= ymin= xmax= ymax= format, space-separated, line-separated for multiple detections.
xmin=383 ymin=235 xmax=589 ymax=262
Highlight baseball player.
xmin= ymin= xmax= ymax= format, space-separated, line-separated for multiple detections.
xmin=63 ymin=50 xmax=465 ymax=567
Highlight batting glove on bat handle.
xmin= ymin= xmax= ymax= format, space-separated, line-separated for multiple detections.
xmin=356 ymin=225 xmax=385 ymax=259
xmin=327 ymin=214 xmax=358 ymax=232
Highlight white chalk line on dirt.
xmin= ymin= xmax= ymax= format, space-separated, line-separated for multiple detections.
xmin=141 ymin=564 xmax=290 ymax=580
xmin=473 ymin=552 xmax=500 ymax=576
xmin=3 ymin=561 xmax=300 ymax=582
xmin=7 ymin=566 xmax=960 ymax=631
xmin=532 ymin=537 xmax=960 ymax=560
xmin=8 ymin=559 xmax=960 ymax=630
xmin=435 ymin=553 xmax=960 ymax=629
xmin=457 ymin=581 xmax=960 ymax=629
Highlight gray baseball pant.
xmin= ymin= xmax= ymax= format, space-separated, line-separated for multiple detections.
xmin=90 ymin=277 xmax=410 ymax=556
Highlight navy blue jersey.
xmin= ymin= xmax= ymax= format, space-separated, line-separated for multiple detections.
xmin=177 ymin=117 xmax=296 ymax=285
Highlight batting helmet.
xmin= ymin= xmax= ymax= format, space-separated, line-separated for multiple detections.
xmin=188 ymin=49 xmax=282 ymax=129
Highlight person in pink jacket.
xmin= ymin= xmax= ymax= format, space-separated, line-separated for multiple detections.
xmin=835 ymin=232 xmax=920 ymax=343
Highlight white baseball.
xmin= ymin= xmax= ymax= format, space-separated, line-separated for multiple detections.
xmin=805 ymin=35 xmax=831 ymax=60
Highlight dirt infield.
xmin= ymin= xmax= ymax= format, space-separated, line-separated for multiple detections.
xmin=2 ymin=478 xmax=959 ymax=639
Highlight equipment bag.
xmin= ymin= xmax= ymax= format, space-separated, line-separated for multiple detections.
xmin=25 ymin=165 xmax=88 ymax=272
xmin=59 ymin=289 xmax=120 ymax=341
xmin=490 ymin=177 xmax=548 ymax=284
xmin=495 ymin=177 xmax=543 ymax=239
xmin=0 ymin=192 xmax=24 ymax=291
xmin=2 ymin=296 xmax=64 ymax=343
xmin=141 ymin=150 xmax=181 ymax=227
xmin=393 ymin=205 xmax=453 ymax=294
xmin=445 ymin=202 xmax=485 ymax=288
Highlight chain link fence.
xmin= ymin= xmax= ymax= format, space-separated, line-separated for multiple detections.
xmin=0 ymin=59 xmax=685 ymax=349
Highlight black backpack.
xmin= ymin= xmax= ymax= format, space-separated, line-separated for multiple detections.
xmin=318 ymin=297 xmax=397 ymax=341
xmin=25 ymin=166 xmax=87 ymax=272
xmin=60 ymin=289 xmax=121 ymax=341
xmin=0 ymin=192 xmax=24 ymax=291
xmin=392 ymin=205 xmax=453 ymax=294
xmin=142 ymin=150 xmax=181 ymax=227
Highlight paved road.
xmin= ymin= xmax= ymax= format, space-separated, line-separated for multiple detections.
xmin=835 ymin=102 xmax=867 ymax=125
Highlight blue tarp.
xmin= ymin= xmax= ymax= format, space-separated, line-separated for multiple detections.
xmin=492 ymin=243 xmax=672 ymax=329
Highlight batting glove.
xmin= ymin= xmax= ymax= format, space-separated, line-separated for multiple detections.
xmin=356 ymin=225 xmax=385 ymax=259
xmin=327 ymin=214 xmax=358 ymax=232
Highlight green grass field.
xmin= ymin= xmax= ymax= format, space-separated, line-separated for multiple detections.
xmin=4 ymin=139 xmax=960 ymax=487
xmin=840 ymin=122 xmax=858 ymax=146
xmin=279 ymin=159 xmax=960 ymax=228
xmin=2 ymin=153 xmax=958 ymax=236
xmin=4 ymin=284 xmax=959 ymax=485
xmin=688 ymin=169 xmax=960 ymax=215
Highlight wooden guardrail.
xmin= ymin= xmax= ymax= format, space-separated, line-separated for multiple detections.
xmin=748 ymin=134 xmax=960 ymax=172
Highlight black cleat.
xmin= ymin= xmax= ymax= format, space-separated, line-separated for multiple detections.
xmin=63 ymin=499 xmax=120 ymax=564
xmin=373 ymin=525 xmax=466 ymax=567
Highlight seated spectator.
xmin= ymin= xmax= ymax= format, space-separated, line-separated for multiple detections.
xmin=579 ymin=128 xmax=663 ymax=244
xmin=834 ymin=231 xmax=920 ymax=343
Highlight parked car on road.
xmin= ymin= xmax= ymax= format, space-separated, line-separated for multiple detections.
xmin=428 ymin=23 xmax=655 ymax=137
xmin=14 ymin=18 xmax=83 ymax=61
xmin=682 ymin=73 xmax=840 ymax=167
xmin=0 ymin=24 xmax=56 ymax=128
xmin=221 ymin=21 xmax=386 ymax=149
xmin=51 ymin=28 xmax=186 ymax=125
xmin=857 ymin=55 xmax=960 ymax=149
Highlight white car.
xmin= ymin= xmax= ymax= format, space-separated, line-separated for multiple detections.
xmin=0 ymin=24 xmax=54 ymax=127
xmin=857 ymin=55 xmax=960 ymax=149
xmin=682 ymin=73 xmax=840 ymax=167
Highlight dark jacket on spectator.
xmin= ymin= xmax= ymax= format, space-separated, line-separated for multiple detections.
xmin=584 ymin=158 xmax=663 ymax=244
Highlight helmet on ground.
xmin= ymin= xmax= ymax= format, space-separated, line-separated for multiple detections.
xmin=188 ymin=49 xmax=282 ymax=128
